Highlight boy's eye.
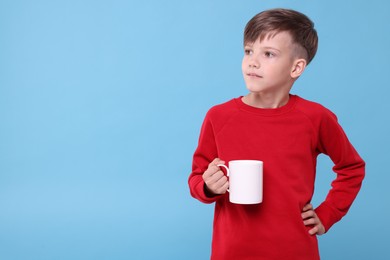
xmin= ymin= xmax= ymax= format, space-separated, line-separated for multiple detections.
xmin=265 ymin=51 xmax=275 ymax=58
xmin=244 ymin=49 xmax=253 ymax=55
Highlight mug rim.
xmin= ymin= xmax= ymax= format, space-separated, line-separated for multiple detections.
xmin=229 ymin=160 xmax=263 ymax=165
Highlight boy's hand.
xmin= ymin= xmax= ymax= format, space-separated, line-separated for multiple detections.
xmin=301 ymin=204 xmax=325 ymax=236
xmin=202 ymin=158 xmax=229 ymax=195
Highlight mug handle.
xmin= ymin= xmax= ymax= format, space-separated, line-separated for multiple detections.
xmin=217 ymin=164 xmax=230 ymax=192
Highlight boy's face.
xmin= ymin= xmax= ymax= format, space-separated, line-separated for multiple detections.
xmin=242 ymin=31 xmax=303 ymax=95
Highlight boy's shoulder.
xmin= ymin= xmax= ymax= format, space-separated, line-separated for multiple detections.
xmin=203 ymin=98 xmax=241 ymax=129
xmin=207 ymin=98 xmax=240 ymax=117
xmin=294 ymin=95 xmax=338 ymax=121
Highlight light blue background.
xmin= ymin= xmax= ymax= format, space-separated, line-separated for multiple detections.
xmin=1 ymin=0 xmax=389 ymax=259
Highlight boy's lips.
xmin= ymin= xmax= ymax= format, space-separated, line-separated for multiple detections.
xmin=247 ymin=72 xmax=262 ymax=78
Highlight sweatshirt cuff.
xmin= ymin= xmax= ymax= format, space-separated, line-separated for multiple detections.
xmin=192 ymin=178 xmax=222 ymax=204
xmin=315 ymin=202 xmax=342 ymax=233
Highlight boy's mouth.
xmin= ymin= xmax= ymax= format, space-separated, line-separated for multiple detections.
xmin=247 ymin=73 xmax=262 ymax=78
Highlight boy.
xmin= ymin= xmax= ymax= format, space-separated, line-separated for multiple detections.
xmin=188 ymin=8 xmax=365 ymax=260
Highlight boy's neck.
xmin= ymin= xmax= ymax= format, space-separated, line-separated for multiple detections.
xmin=242 ymin=92 xmax=290 ymax=109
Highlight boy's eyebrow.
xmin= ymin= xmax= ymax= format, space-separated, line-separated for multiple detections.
xmin=262 ymin=46 xmax=281 ymax=53
xmin=243 ymin=43 xmax=281 ymax=52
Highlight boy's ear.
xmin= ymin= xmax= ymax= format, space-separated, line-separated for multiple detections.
xmin=290 ymin=58 xmax=307 ymax=79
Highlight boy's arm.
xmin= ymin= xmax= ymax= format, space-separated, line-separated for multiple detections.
xmin=188 ymin=113 xmax=224 ymax=204
xmin=314 ymin=110 xmax=365 ymax=232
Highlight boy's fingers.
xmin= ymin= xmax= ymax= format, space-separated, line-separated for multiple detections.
xmin=213 ymin=176 xmax=229 ymax=194
xmin=215 ymin=175 xmax=228 ymax=186
xmin=302 ymin=203 xmax=313 ymax=211
xmin=203 ymin=158 xmax=228 ymax=194
xmin=218 ymin=176 xmax=229 ymax=193
xmin=204 ymin=171 xmax=224 ymax=187
xmin=309 ymin=224 xmax=325 ymax=236
xmin=204 ymin=166 xmax=222 ymax=179
xmin=301 ymin=210 xmax=315 ymax=220
xmin=222 ymin=180 xmax=229 ymax=190
xmin=203 ymin=166 xmax=219 ymax=179
xmin=207 ymin=175 xmax=228 ymax=194
xmin=301 ymin=208 xmax=326 ymax=236
xmin=210 ymin=158 xmax=225 ymax=167
xmin=308 ymin=226 xmax=318 ymax=235
xmin=208 ymin=171 xmax=224 ymax=183
xmin=204 ymin=159 xmax=226 ymax=179
xmin=303 ymin=218 xmax=317 ymax=226
xmin=210 ymin=158 xmax=221 ymax=165
xmin=203 ymin=167 xmax=215 ymax=179
xmin=218 ymin=180 xmax=229 ymax=194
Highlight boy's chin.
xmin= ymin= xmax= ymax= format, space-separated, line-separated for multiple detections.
xmin=245 ymin=85 xmax=266 ymax=93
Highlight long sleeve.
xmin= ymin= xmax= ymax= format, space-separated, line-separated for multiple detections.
xmin=188 ymin=111 xmax=223 ymax=204
xmin=314 ymin=110 xmax=365 ymax=232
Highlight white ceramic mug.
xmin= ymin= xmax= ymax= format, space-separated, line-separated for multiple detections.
xmin=218 ymin=160 xmax=263 ymax=204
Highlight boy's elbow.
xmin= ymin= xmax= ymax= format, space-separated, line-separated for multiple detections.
xmin=352 ymin=157 xmax=366 ymax=187
xmin=356 ymin=157 xmax=366 ymax=179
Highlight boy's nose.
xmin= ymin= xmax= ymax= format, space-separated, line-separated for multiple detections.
xmin=249 ymin=57 xmax=260 ymax=68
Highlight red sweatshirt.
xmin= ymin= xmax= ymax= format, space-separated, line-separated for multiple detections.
xmin=188 ymin=95 xmax=365 ymax=260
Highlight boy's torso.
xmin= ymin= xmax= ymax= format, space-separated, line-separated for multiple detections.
xmin=208 ymin=95 xmax=323 ymax=259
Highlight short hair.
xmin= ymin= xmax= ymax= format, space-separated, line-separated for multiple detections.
xmin=244 ymin=8 xmax=318 ymax=64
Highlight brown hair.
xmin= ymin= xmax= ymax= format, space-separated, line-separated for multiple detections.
xmin=244 ymin=8 xmax=318 ymax=64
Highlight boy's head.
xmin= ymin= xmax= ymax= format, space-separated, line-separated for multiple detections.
xmin=244 ymin=8 xmax=318 ymax=64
